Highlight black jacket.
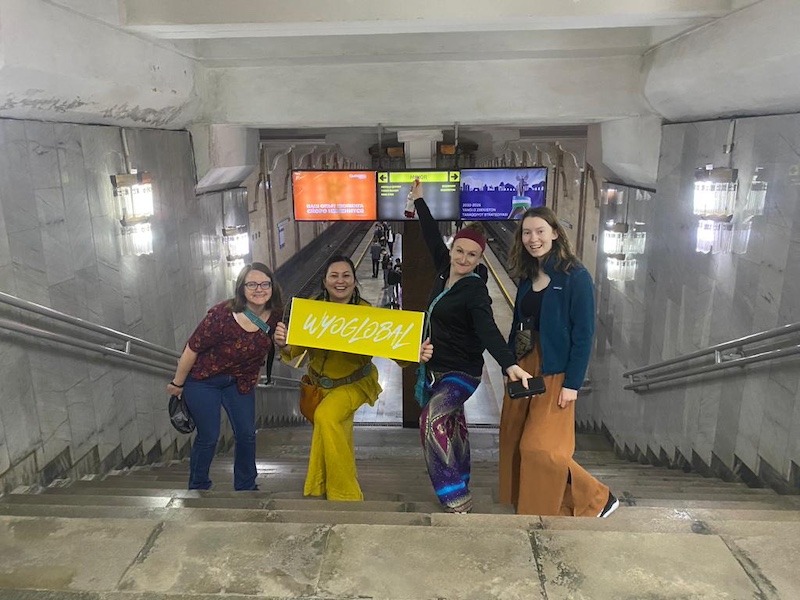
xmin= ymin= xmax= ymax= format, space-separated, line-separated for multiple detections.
xmin=415 ymin=198 xmax=517 ymax=378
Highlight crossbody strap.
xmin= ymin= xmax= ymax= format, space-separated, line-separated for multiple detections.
xmin=423 ymin=272 xmax=480 ymax=341
xmin=242 ymin=308 xmax=271 ymax=334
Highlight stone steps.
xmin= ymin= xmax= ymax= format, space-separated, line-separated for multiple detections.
xmin=2 ymin=429 xmax=797 ymax=599
xmin=0 ymin=516 xmax=776 ymax=599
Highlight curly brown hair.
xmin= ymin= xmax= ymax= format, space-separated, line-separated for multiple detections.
xmin=507 ymin=207 xmax=580 ymax=280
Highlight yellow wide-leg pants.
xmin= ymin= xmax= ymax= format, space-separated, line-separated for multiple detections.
xmin=304 ymin=383 xmax=369 ymax=501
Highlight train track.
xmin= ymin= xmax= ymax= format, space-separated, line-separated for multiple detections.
xmin=275 ymin=222 xmax=372 ymax=301
xmin=484 ymin=220 xmax=517 ymax=273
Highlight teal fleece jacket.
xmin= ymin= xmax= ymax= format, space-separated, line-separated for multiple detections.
xmin=508 ymin=256 xmax=595 ymax=390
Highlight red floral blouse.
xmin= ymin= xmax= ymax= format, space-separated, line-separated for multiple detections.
xmin=188 ymin=301 xmax=279 ymax=394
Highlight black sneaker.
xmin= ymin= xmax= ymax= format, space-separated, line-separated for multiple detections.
xmin=598 ymin=491 xmax=620 ymax=518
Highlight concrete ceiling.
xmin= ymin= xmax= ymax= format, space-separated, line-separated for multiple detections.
xmin=53 ymin=0 xmax=758 ymax=67
xmin=10 ymin=0 xmax=796 ymax=135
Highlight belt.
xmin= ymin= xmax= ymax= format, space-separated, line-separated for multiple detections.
xmin=310 ymin=363 xmax=373 ymax=389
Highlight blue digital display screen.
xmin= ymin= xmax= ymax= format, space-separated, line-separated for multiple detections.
xmin=460 ymin=168 xmax=547 ymax=220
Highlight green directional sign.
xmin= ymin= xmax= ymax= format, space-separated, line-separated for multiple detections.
xmin=388 ymin=172 xmax=450 ymax=183
xmin=377 ymin=170 xmax=460 ymax=220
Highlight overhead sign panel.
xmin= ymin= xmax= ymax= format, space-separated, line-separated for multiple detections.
xmin=377 ymin=170 xmax=460 ymax=221
xmin=292 ymin=170 xmax=377 ymax=221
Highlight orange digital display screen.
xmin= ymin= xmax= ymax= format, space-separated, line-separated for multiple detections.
xmin=292 ymin=171 xmax=377 ymax=221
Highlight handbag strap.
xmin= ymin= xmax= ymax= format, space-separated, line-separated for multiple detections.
xmin=416 ymin=272 xmax=481 ymax=402
xmin=242 ymin=308 xmax=271 ymax=334
xmin=423 ymin=272 xmax=479 ymax=342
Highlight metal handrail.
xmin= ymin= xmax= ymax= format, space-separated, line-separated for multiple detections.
xmin=0 ymin=290 xmax=180 ymax=360
xmin=260 ymin=375 xmax=302 ymax=390
xmin=0 ymin=318 xmax=174 ymax=374
xmin=623 ymin=321 xmax=800 ymax=391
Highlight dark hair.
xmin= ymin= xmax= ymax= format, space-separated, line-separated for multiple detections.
xmin=507 ymin=207 xmax=580 ymax=280
xmin=229 ymin=262 xmax=284 ymax=314
xmin=316 ymin=254 xmax=365 ymax=305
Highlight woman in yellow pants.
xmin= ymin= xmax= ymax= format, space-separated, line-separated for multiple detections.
xmin=274 ymin=255 xmax=431 ymax=500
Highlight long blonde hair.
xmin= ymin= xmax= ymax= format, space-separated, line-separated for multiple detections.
xmin=507 ymin=207 xmax=580 ymax=280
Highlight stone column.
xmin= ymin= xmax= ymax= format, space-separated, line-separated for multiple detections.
xmin=396 ymin=130 xmax=443 ymax=427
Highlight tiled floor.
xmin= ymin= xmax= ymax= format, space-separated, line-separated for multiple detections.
xmin=351 ymin=228 xmax=513 ymax=427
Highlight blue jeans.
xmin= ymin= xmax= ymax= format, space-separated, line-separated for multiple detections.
xmin=183 ymin=374 xmax=258 ymax=491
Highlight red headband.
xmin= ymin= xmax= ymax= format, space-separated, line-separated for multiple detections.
xmin=453 ymin=228 xmax=486 ymax=252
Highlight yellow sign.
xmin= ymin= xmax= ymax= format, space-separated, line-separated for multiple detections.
xmin=286 ymin=298 xmax=425 ymax=362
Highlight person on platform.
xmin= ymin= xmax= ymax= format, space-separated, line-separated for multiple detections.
xmin=387 ymin=258 xmax=402 ymax=307
xmin=273 ymin=255 xmax=432 ymax=501
xmin=385 ymin=225 xmax=395 ymax=255
xmin=411 ymin=179 xmax=532 ymax=513
xmin=500 ymin=207 xmax=618 ymax=518
xmin=167 ymin=262 xmax=282 ymax=491
xmin=370 ymin=238 xmax=382 ymax=278
xmin=381 ymin=247 xmax=391 ymax=287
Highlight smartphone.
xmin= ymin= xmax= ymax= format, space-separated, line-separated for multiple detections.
xmin=507 ymin=376 xmax=546 ymax=399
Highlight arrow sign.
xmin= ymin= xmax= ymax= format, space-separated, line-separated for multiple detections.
xmin=378 ymin=172 xmax=389 ymax=183
xmin=449 ymin=172 xmax=460 ymax=182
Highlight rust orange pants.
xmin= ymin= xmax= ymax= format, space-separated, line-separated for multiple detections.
xmin=499 ymin=345 xmax=608 ymax=516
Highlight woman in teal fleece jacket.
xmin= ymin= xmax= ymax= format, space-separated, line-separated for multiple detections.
xmin=498 ymin=206 xmax=618 ymax=519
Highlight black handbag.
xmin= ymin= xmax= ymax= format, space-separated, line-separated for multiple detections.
xmin=168 ymin=395 xmax=195 ymax=434
xmin=514 ymin=318 xmax=538 ymax=360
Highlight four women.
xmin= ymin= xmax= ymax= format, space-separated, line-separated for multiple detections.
xmin=499 ymin=207 xmax=617 ymax=517
xmin=171 ymin=205 xmax=613 ymax=518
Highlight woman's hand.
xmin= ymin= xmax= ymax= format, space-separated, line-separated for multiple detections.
xmin=274 ymin=322 xmax=288 ymax=347
xmin=505 ymin=364 xmax=532 ymax=384
xmin=558 ymin=387 xmax=578 ymax=408
xmin=410 ymin=178 xmax=423 ymax=200
xmin=419 ymin=337 xmax=433 ymax=363
xmin=167 ymin=382 xmax=183 ymax=398
xmin=167 ymin=344 xmax=197 ymax=399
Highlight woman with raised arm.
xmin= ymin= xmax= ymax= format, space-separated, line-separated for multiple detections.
xmin=411 ymin=180 xmax=532 ymax=513
xmin=167 ymin=262 xmax=282 ymax=491
xmin=273 ymin=255 xmax=432 ymax=501
xmin=500 ymin=207 xmax=617 ymax=518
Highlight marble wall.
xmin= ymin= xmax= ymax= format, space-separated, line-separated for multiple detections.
xmin=0 ymin=119 xmax=230 ymax=492
xmin=579 ymin=114 xmax=800 ymax=490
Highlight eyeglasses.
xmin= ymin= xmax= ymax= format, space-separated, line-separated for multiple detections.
xmin=244 ymin=281 xmax=272 ymax=290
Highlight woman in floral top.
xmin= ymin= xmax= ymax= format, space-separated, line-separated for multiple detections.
xmin=167 ymin=262 xmax=282 ymax=491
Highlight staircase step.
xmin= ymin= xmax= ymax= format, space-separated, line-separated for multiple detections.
xmin=0 ymin=503 xmax=434 ymax=526
xmin=0 ymin=516 xmax=768 ymax=598
xmin=624 ymin=498 xmax=800 ymax=511
xmin=0 ymin=493 xmax=172 ymax=508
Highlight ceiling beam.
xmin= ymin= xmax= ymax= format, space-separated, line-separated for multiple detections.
xmin=121 ymin=0 xmax=733 ymax=38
